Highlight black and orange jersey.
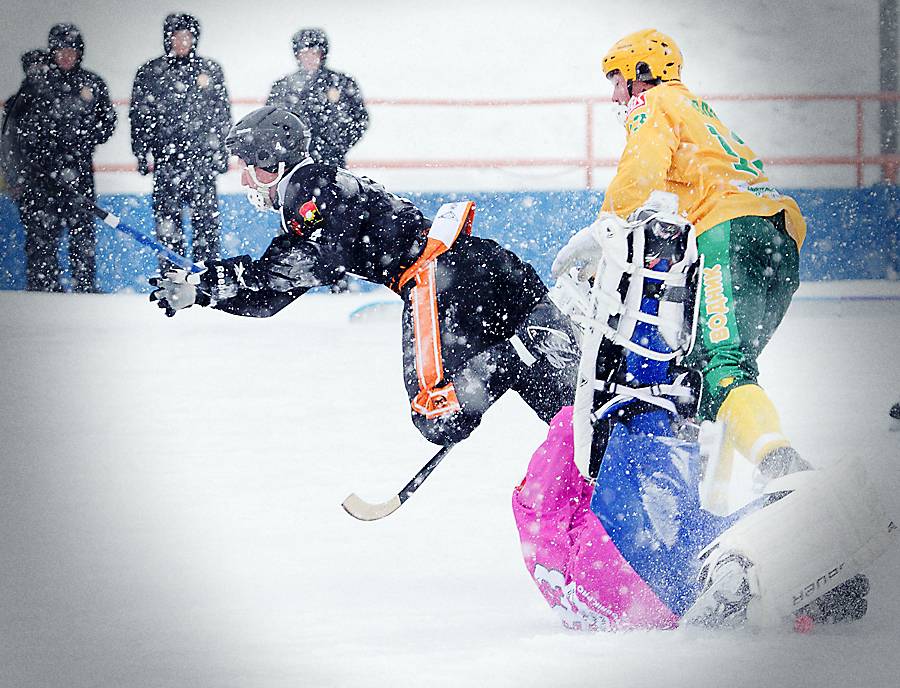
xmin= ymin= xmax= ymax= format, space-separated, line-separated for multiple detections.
xmin=195 ymin=163 xmax=568 ymax=446
xmin=278 ymin=162 xmax=430 ymax=288
xmin=207 ymin=162 xmax=431 ymax=316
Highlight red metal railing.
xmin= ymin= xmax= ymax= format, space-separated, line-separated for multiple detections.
xmin=701 ymin=92 xmax=900 ymax=187
xmin=88 ymin=93 xmax=900 ymax=187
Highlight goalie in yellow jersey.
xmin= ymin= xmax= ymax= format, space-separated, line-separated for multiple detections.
xmin=554 ymin=28 xmax=810 ymax=494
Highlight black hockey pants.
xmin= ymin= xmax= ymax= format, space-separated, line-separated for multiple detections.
xmin=400 ymin=234 xmax=578 ymax=445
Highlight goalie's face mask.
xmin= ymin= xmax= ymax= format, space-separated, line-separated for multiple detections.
xmin=627 ymin=192 xmax=692 ymax=265
xmin=239 ymin=160 xmax=285 ymax=213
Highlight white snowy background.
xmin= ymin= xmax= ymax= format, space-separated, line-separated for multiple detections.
xmin=2 ymin=1 xmax=900 ymax=687
xmin=0 ymin=0 xmax=892 ymax=191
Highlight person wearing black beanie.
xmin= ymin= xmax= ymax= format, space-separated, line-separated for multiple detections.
xmin=8 ymin=23 xmax=116 ymax=292
xmin=267 ymin=28 xmax=368 ymax=169
xmin=129 ymin=13 xmax=233 ymax=271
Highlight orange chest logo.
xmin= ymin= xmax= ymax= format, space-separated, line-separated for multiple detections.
xmin=291 ymin=199 xmax=324 ymax=236
xmin=300 ymin=200 xmax=324 ymax=224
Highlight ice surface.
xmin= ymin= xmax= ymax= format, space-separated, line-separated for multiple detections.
xmin=1 ymin=5 xmax=898 ymax=682
xmin=0 ymin=286 xmax=898 ymax=688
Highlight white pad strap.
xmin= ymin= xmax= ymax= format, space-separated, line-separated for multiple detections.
xmin=428 ymin=201 xmax=475 ymax=249
xmin=590 ymin=380 xmax=693 ymax=419
xmin=509 ymin=334 xmax=537 ymax=367
xmin=572 ymin=328 xmax=603 ymax=479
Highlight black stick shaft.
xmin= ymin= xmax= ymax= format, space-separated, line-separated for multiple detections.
xmin=397 ymin=444 xmax=454 ymax=505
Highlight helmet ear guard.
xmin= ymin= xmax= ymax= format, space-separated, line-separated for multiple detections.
xmin=634 ymin=61 xmax=660 ymax=84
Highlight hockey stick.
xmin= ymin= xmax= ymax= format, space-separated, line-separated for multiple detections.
xmin=91 ymin=203 xmax=199 ymax=272
xmin=342 ymin=444 xmax=455 ymax=521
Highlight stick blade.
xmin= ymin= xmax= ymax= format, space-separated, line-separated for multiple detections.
xmin=341 ymin=493 xmax=402 ymax=521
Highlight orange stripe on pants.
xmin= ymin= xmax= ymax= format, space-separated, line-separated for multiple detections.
xmin=410 ymin=261 xmax=460 ymax=419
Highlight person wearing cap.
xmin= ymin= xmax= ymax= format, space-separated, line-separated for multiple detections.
xmin=148 ymin=106 xmax=579 ymax=448
xmin=11 ymin=24 xmax=116 ymax=292
xmin=267 ymin=28 xmax=368 ymax=168
xmin=553 ymin=29 xmax=810 ymax=493
xmin=129 ymin=13 xmax=233 ymax=270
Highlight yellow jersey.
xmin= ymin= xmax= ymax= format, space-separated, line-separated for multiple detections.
xmin=600 ymin=81 xmax=806 ymax=248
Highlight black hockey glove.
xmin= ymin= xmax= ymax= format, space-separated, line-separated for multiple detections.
xmin=149 ymin=268 xmax=211 ymax=317
xmin=264 ymin=239 xmax=346 ymax=292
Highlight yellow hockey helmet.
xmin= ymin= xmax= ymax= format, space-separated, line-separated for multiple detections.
xmin=602 ymin=29 xmax=682 ymax=82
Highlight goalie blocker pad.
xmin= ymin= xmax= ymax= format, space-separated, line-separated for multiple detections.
xmin=689 ymin=458 xmax=897 ymax=625
xmin=560 ymin=197 xmax=700 ymax=481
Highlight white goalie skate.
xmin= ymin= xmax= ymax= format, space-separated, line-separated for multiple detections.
xmin=682 ymin=549 xmax=759 ymax=628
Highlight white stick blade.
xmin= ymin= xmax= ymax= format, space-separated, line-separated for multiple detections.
xmin=341 ymin=493 xmax=402 ymax=521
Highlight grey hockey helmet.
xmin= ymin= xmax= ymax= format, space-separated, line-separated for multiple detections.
xmin=226 ymin=106 xmax=311 ymax=173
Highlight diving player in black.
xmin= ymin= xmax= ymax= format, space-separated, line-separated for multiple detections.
xmin=150 ymin=106 xmax=578 ymax=445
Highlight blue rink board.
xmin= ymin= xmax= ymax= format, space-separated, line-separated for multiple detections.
xmin=1 ymin=186 xmax=899 ymax=293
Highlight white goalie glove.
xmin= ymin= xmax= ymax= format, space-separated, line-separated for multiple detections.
xmin=550 ymin=212 xmax=627 ymax=281
xmin=551 ymin=191 xmax=691 ymax=282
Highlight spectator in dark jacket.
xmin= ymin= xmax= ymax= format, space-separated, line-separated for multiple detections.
xmin=129 ymin=13 xmax=232 ymax=269
xmin=267 ymin=28 xmax=369 ymax=168
xmin=12 ymin=24 xmax=116 ymax=292
xmin=1 ymin=49 xmax=50 ymax=198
